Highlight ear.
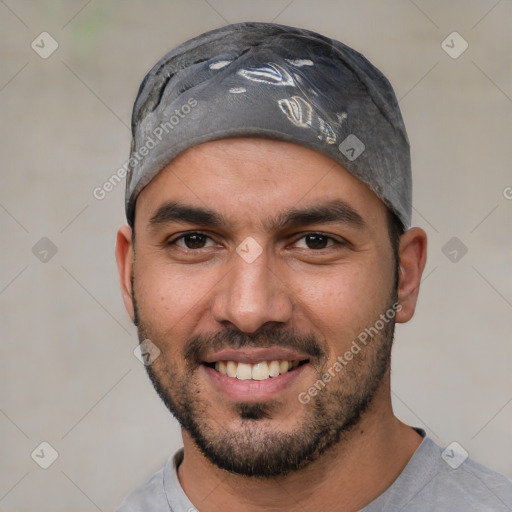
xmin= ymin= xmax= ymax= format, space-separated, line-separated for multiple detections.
xmin=395 ymin=227 xmax=427 ymax=323
xmin=115 ymin=224 xmax=135 ymax=322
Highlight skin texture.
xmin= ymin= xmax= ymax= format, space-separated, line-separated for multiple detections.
xmin=116 ymin=137 xmax=427 ymax=511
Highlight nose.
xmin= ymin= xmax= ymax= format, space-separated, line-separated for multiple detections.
xmin=211 ymin=246 xmax=293 ymax=333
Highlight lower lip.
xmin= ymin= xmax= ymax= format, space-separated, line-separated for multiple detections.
xmin=202 ymin=364 xmax=309 ymax=402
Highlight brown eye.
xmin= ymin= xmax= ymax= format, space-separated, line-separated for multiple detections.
xmin=301 ymin=233 xmax=333 ymax=250
xmin=174 ymin=232 xmax=213 ymax=249
xmin=184 ymin=233 xmax=207 ymax=249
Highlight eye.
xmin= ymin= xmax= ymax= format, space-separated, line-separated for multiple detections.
xmin=172 ymin=232 xmax=216 ymax=250
xmin=293 ymin=233 xmax=337 ymax=250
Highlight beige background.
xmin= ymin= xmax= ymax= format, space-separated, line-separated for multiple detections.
xmin=1 ymin=0 xmax=511 ymax=510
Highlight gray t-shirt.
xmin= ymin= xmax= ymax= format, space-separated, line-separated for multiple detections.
xmin=117 ymin=431 xmax=512 ymax=511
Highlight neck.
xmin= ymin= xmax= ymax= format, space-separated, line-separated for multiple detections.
xmin=177 ymin=379 xmax=422 ymax=512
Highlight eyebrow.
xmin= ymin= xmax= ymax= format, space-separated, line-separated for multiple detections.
xmin=266 ymin=199 xmax=365 ymax=232
xmin=149 ymin=201 xmax=223 ymax=228
xmin=148 ymin=199 xmax=365 ymax=232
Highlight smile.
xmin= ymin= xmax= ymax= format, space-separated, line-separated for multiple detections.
xmin=201 ymin=347 xmax=312 ymax=400
xmin=204 ymin=359 xmax=309 ymax=381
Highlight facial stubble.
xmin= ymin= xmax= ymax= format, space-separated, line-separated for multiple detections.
xmin=132 ymin=281 xmax=397 ymax=478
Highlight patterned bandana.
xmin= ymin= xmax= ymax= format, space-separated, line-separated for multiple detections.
xmin=125 ymin=22 xmax=412 ymax=229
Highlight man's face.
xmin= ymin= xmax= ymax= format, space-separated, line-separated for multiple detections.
xmin=128 ymin=138 xmax=399 ymax=477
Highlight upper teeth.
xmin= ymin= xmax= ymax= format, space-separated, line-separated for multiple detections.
xmin=214 ymin=360 xmax=300 ymax=380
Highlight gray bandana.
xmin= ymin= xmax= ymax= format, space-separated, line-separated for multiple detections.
xmin=125 ymin=22 xmax=412 ymax=229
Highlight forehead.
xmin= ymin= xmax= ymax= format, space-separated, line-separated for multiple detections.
xmin=135 ymin=137 xmax=388 ymax=229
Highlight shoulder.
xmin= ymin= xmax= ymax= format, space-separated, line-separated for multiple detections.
xmin=429 ymin=442 xmax=512 ymax=511
xmin=116 ymin=464 xmax=168 ymax=512
xmin=364 ymin=436 xmax=512 ymax=511
xmin=408 ymin=437 xmax=512 ymax=511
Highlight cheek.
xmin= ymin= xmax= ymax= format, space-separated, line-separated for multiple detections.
xmin=133 ymin=258 xmax=218 ymax=332
xmin=291 ymin=259 xmax=393 ymax=345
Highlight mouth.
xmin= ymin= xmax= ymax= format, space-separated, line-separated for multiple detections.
xmin=203 ymin=359 xmax=310 ymax=381
xmin=201 ymin=348 xmax=313 ymax=401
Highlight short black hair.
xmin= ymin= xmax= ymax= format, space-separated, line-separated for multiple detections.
xmin=387 ymin=209 xmax=404 ymax=264
xmin=386 ymin=209 xmax=405 ymax=297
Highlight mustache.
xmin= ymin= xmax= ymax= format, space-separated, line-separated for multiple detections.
xmin=184 ymin=324 xmax=326 ymax=365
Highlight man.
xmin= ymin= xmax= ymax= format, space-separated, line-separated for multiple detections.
xmin=115 ymin=22 xmax=512 ymax=511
